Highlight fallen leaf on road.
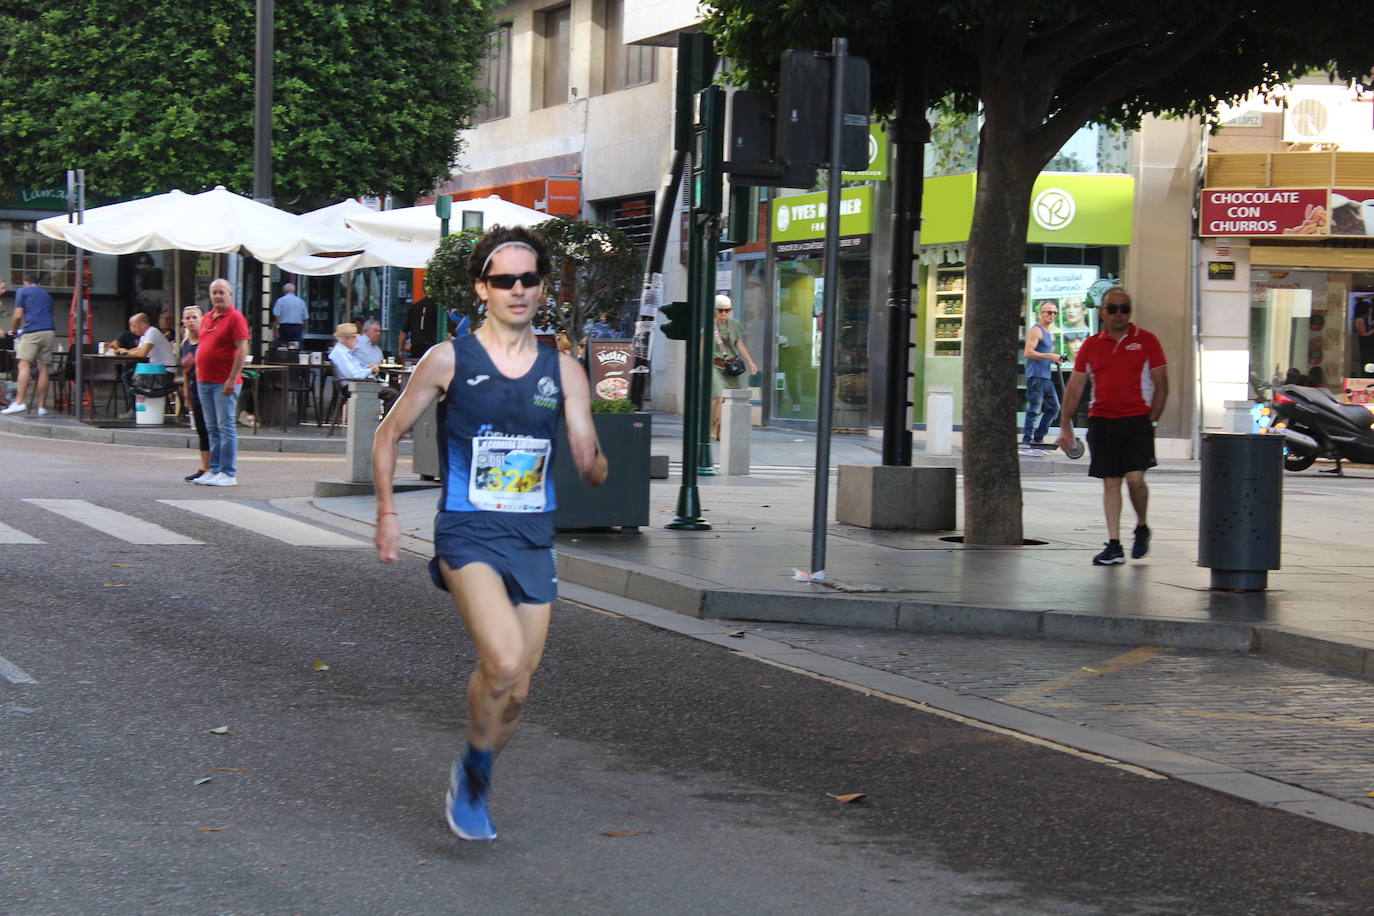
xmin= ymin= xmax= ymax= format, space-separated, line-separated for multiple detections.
xmin=726 ymin=630 xmax=746 ymax=638
xmin=102 ymin=583 xmax=127 ymax=588
xmin=197 ymin=824 xmax=234 ymax=832
xmin=898 ymin=650 xmax=910 ymax=656
xmin=602 ymin=830 xmax=641 ymax=837
xmin=311 ymin=658 xmax=330 ymax=672
xmin=208 ymin=726 xmax=231 ymax=735
xmin=827 ymin=793 xmax=866 ymax=804
xmin=758 ymin=684 xmax=774 ymax=689
xmin=571 ymin=537 xmax=581 ymax=542
xmin=193 ymin=777 xmax=213 ymax=786
xmin=111 ymin=563 xmax=137 ymax=568
xmin=213 ymin=767 xmax=246 ymax=773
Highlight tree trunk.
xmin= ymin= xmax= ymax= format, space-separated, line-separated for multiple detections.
xmin=960 ymin=82 xmax=1042 ymax=545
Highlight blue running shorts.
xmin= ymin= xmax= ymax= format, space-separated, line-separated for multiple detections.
xmin=428 ymin=527 xmax=558 ymax=607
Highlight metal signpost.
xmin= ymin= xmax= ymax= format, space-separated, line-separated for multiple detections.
xmin=66 ymin=170 xmax=85 ymax=422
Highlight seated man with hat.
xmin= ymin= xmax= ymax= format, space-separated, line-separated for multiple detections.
xmin=329 ymin=322 xmax=398 ymax=414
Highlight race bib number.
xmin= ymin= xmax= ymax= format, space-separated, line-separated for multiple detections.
xmin=469 ymin=435 xmax=551 ymax=512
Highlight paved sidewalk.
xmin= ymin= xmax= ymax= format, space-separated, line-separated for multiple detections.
xmin=311 ymin=415 xmax=1374 ymax=679
xmin=0 ymin=410 xmax=410 ymax=454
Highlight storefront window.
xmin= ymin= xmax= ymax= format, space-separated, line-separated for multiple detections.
xmin=7 ymin=221 xmax=76 ymax=290
xmin=772 ymin=254 xmax=869 ymax=427
xmin=926 ymin=118 xmax=1132 ymax=178
xmin=1247 ymin=269 xmax=1364 ymax=390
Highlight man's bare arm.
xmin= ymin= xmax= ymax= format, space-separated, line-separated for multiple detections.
xmin=1149 ymin=366 xmax=1169 ymax=423
xmin=224 ymin=339 xmax=249 ymax=395
xmin=372 ymin=344 xmax=453 ymax=563
xmin=558 ymin=352 xmax=608 ymax=487
xmin=1056 ymin=371 xmax=1089 ymax=451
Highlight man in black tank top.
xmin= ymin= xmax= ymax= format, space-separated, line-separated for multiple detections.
xmin=371 ymin=226 xmax=609 ymax=842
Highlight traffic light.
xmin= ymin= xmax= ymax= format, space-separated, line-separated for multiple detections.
xmin=659 ymin=301 xmax=691 ymax=340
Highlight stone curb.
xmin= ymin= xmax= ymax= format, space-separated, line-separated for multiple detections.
xmin=554 ymin=546 xmax=1374 ymax=674
xmin=558 ymin=582 xmax=1374 ymax=838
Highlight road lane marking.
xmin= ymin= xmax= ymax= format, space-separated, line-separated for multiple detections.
xmin=0 ymin=521 xmax=43 ymax=544
xmin=160 ymin=500 xmax=367 ymax=546
xmin=1000 ymin=646 xmax=1175 ymax=705
xmin=24 ymin=499 xmax=202 ymax=545
xmin=0 ymin=655 xmax=36 ymax=684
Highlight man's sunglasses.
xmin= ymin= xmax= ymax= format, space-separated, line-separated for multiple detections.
xmin=1103 ymin=304 xmax=1131 ymax=315
xmin=483 ymin=272 xmax=543 ymax=290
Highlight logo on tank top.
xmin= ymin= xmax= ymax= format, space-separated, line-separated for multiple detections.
xmin=466 ymin=374 xmax=490 ymax=386
xmin=533 ymin=376 xmax=560 ymax=410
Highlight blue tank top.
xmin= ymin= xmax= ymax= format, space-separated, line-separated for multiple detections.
xmin=436 ymin=334 xmax=563 ymax=545
xmin=1027 ymin=325 xmax=1054 ymax=379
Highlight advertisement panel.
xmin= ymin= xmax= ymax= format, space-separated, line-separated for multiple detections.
xmin=1199 ymin=189 xmax=1330 ymax=236
xmin=587 ymin=338 xmax=634 ymax=401
xmin=1026 ymin=266 xmax=1102 ymax=366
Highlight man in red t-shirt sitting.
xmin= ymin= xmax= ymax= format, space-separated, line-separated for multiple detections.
xmin=1057 ymin=287 xmax=1169 ymax=566
xmin=192 ymin=278 xmax=251 ymax=487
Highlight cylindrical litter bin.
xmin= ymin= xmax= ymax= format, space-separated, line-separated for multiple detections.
xmin=1198 ymin=433 xmax=1284 ymax=590
xmin=131 ymin=364 xmax=171 ymax=427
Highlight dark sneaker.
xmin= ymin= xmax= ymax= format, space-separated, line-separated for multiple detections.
xmin=185 ymin=469 xmax=209 ymax=482
xmin=445 ymin=758 xmax=497 ymax=841
xmin=1131 ymin=525 xmax=1151 ymax=559
xmin=1092 ymin=541 xmax=1125 ymax=565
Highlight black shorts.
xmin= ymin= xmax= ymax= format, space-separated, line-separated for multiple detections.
xmin=1087 ymin=415 xmax=1156 ymax=479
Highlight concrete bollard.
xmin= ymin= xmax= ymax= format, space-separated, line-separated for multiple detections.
xmin=926 ymin=386 xmax=954 ymax=456
xmin=1223 ymin=399 xmax=1255 ymax=434
xmin=720 ymin=388 xmax=752 ymax=476
xmin=345 ymin=379 xmax=382 ymax=484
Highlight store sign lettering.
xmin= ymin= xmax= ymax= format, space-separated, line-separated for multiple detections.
xmin=771 ymin=187 xmax=874 ymax=244
xmin=1199 ymin=188 xmax=1350 ymax=236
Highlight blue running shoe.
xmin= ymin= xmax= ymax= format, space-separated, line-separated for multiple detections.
xmin=445 ymin=758 xmax=497 ymax=841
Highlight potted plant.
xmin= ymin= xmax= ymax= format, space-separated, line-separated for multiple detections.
xmin=553 ymin=397 xmax=651 ymax=531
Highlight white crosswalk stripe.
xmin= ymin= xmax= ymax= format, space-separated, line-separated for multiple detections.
xmin=0 ymin=655 xmax=36 ymax=684
xmin=24 ymin=499 xmax=203 ymax=545
xmin=159 ymin=500 xmax=367 ymax=547
xmin=0 ymin=520 xmax=43 ymax=544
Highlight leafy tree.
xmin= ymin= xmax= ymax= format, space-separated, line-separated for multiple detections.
xmin=424 ymin=218 xmax=642 ymax=355
xmin=534 ymin=218 xmax=642 ymax=356
xmin=705 ymin=0 xmax=1374 ymax=544
xmin=423 ymin=226 xmax=486 ymax=326
xmin=0 ymin=0 xmax=490 ymax=207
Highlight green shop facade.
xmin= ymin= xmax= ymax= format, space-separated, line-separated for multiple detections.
xmin=728 ymin=170 xmax=1134 ymax=435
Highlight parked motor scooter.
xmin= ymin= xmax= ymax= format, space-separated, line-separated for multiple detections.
xmin=1268 ymin=384 xmax=1374 ymax=474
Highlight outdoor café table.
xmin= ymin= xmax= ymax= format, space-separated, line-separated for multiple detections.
xmin=80 ymin=352 xmax=146 ymax=417
xmin=246 ymin=362 xmax=294 ymax=434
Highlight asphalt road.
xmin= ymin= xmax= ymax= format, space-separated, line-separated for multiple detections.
xmin=5 ymin=433 xmax=1374 ymax=915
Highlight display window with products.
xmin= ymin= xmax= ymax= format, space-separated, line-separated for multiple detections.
xmin=1247 ymin=269 xmax=1374 ymax=397
xmin=767 ymin=186 xmax=876 ymax=431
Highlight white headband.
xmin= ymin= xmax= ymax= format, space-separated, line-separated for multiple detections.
xmin=480 ymin=241 xmax=539 ymax=278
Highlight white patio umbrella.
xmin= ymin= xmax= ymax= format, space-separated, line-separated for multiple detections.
xmin=36 ymin=186 xmax=363 ymax=263
xmin=273 ymin=199 xmax=436 ymax=275
xmin=343 ymin=195 xmax=552 ymax=245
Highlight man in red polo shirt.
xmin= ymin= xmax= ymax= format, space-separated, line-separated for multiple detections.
xmin=193 ymin=278 xmax=250 ymax=487
xmin=1057 ymin=287 xmax=1168 ymax=565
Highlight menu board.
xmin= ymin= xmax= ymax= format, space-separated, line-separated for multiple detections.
xmin=587 ymin=338 xmax=634 ymax=401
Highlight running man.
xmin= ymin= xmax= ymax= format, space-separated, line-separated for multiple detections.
xmin=1057 ymin=286 xmax=1168 ymax=566
xmin=372 ymin=226 xmax=608 ymax=841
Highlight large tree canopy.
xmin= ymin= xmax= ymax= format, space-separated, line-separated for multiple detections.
xmin=706 ymin=0 xmax=1374 ymax=544
xmin=0 ymin=0 xmax=490 ymax=207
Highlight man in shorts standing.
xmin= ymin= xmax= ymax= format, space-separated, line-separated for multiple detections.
xmin=1057 ymin=287 xmax=1168 ymax=565
xmin=372 ymin=225 xmax=608 ymax=842
xmin=2 ymin=275 xmax=56 ymax=416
